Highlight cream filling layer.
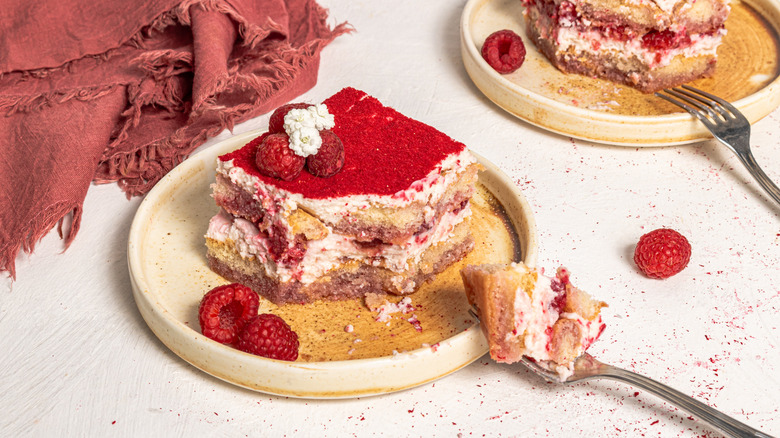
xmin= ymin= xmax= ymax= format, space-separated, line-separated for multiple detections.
xmin=556 ymin=26 xmax=726 ymax=68
xmin=216 ymin=148 xmax=478 ymax=227
xmin=206 ymin=202 xmax=472 ymax=284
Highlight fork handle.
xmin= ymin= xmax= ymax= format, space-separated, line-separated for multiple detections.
xmin=595 ymin=365 xmax=774 ymax=438
xmin=722 ymin=140 xmax=780 ymax=207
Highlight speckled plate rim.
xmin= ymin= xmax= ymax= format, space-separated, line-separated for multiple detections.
xmin=127 ymin=129 xmax=538 ymax=399
xmin=460 ymin=0 xmax=780 ymax=146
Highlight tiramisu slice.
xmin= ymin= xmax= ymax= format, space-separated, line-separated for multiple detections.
xmin=461 ymin=262 xmax=607 ymax=379
xmin=206 ymin=87 xmax=482 ymax=304
xmin=522 ymin=0 xmax=730 ymax=92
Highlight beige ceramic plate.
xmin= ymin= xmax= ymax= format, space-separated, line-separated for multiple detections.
xmin=461 ymin=0 xmax=780 ymax=146
xmin=128 ymin=130 xmax=538 ymax=398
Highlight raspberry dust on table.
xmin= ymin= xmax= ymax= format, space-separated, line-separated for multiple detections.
xmin=0 ymin=0 xmax=352 ymax=280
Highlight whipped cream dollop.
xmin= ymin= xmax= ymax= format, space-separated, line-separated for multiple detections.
xmin=283 ymin=104 xmax=336 ymax=157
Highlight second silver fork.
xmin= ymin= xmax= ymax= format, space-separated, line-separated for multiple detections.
xmin=656 ymin=85 xmax=780 ymax=207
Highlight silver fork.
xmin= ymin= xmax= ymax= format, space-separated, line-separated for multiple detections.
xmin=468 ymin=310 xmax=773 ymax=437
xmin=521 ymin=354 xmax=773 ymax=438
xmin=655 ymin=85 xmax=780 ymax=207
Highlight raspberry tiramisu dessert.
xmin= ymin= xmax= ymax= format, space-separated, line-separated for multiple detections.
xmin=206 ymin=87 xmax=482 ymax=304
xmin=521 ymin=0 xmax=730 ymax=92
xmin=461 ymin=262 xmax=607 ymax=379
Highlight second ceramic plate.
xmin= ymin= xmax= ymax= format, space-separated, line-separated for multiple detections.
xmin=461 ymin=0 xmax=780 ymax=146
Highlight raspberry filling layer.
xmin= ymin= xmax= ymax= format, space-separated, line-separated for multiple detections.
xmin=525 ymin=0 xmax=727 ymax=67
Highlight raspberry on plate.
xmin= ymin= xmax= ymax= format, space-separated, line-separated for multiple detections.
xmin=268 ymin=102 xmax=310 ymax=133
xmin=255 ymin=133 xmax=305 ymax=181
xmin=634 ymin=228 xmax=692 ymax=279
xmin=198 ymin=283 xmax=260 ymax=345
xmin=481 ymin=29 xmax=526 ymax=74
xmin=238 ymin=314 xmax=300 ymax=361
xmin=306 ymin=129 xmax=345 ymax=177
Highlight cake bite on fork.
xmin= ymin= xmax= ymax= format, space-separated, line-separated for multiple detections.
xmin=461 ymin=262 xmax=606 ymax=380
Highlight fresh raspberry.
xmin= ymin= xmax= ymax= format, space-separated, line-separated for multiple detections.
xmin=481 ymin=29 xmax=526 ymax=74
xmin=306 ymin=129 xmax=345 ymax=177
xmin=238 ymin=314 xmax=299 ymax=361
xmin=633 ymin=228 xmax=692 ymax=279
xmin=268 ymin=103 xmax=310 ymax=133
xmin=255 ymin=133 xmax=305 ymax=181
xmin=198 ymin=283 xmax=260 ymax=345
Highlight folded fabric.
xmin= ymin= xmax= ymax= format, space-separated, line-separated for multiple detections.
xmin=0 ymin=0 xmax=351 ymax=278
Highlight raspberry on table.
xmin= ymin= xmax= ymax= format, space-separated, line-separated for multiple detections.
xmin=198 ymin=283 xmax=260 ymax=345
xmin=481 ymin=29 xmax=526 ymax=74
xmin=306 ymin=129 xmax=345 ymax=177
xmin=255 ymin=133 xmax=306 ymax=181
xmin=268 ymin=103 xmax=310 ymax=133
xmin=238 ymin=314 xmax=300 ymax=361
xmin=633 ymin=228 xmax=692 ymax=279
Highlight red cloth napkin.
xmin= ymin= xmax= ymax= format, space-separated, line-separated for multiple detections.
xmin=0 ymin=0 xmax=351 ymax=278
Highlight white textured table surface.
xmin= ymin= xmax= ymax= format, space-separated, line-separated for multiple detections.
xmin=3 ymin=1 xmax=779 ymax=436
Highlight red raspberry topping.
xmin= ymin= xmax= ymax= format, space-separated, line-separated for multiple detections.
xmin=306 ymin=129 xmax=345 ymax=177
xmin=633 ymin=228 xmax=692 ymax=279
xmin=255 ymin=133 xmax=305 ymax=181
xmin=198 ymin=283 xmax=260 ymax=345
xmin=481 ymin=29 xmax=526 ymax=74
xmin=268 ymin=102 xmax=310 ymax=133
xmin=238 ymin=314 xmax=299 ymax=361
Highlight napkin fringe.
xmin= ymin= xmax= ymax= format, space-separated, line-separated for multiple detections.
xmin=1 ymin=202 xmax=82 ymax=279
xmin=0 ymin=85 xmax=120 ymax=116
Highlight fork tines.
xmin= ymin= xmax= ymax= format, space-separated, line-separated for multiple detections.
xmin=655 ymin=85 xmax=741 ymax=124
